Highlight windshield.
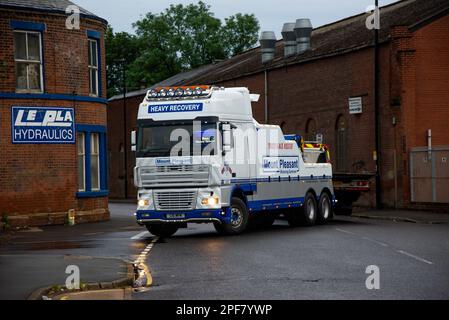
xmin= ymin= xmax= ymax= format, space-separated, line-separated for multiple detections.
xmin=137 ymin=122 xmax=218 ymax=157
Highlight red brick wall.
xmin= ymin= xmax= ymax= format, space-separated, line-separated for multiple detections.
xmin=0 ymin=9 xmax=107 ymax=98
xmin=0 ymin=9 xmax=109 ymax=224
xmin=391 ymin=14 xmax=449 ymax=207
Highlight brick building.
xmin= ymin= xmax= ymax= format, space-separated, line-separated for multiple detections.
xmin=0 ymin=0 xmax=109 ymax=227
xmin=108 ymin=0 xmax=449 ymax=210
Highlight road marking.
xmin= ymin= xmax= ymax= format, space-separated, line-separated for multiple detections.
xmin=397 ymin=250 xmax=434 ymax=265
xmin=134 ymin=237 xmax=159 ymax=264
xmin=335 ymin=228 xmax=358 ymax=236
xmin=362 ymin=237 xmax=389 ymax=247
xmin=131 ymin=231 xmax=149 ymax=240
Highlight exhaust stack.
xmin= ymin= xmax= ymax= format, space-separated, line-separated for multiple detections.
xmin=259 ymin=31 xmax=276 ymax=64
xmin=294 ymin=19 xmax=313 ymax=54
xmin=281 ymin=23 xmax=296 ymax=57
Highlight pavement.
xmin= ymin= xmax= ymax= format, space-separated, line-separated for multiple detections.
xmin=0 ymin=203 xmax=146 ymax=300
xmin=1 ymin=203 xmax=449 ymax=300
xmin=353 ymin=209 xmax=449 ymax=224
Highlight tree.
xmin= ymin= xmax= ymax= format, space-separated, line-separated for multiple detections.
xmin=105 ymin=1 xmax=260 ymax=98
xmin=222 ymin=13 xmax=260 ymax=57
xmin=105 ymin=26 xmax=141 ymax=97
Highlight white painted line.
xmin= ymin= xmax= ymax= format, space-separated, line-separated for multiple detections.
xmin=133 ymin=236 xmax=159 ymax=264
xmin=131 ymin=231 xmax=149 ymax=240
xmin=397 ymin=250 xmax=434 ymax=265
xmin=362 ymin=237 xmax=389 ymax=247
xmin=335 ymin=228 xmax=358 ymax=236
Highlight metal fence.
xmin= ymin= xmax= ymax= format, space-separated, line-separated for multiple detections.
xmin=410 ymin=147 xmax=449 ymax=203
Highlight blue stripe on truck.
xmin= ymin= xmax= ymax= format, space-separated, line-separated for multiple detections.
xmin=247 ymin=197 xmax=304 ymax=211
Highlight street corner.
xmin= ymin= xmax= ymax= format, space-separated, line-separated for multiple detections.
xmin=27 ymin=258 xmax=135 ymax=300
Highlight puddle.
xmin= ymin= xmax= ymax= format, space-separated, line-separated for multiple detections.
xmin=25 ymin=240 xmax=95 ymax=251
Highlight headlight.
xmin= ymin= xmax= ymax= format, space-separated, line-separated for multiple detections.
xmin=138 ymin=199 xmax=150 ymax=207
xmin=168 ymin=88 xmax=175 ymax=97
xmin=201 ymin=197 xmax=219 ymax=206
xmin=149 ymin=89 xmax=158 ymax=98
xmin=185 ymin=88 xmax=193 ymax=96
xmin=194 ymin=87 xmax=203 ymax=95
xmin=158 ymin=89 xmax=167 ymax=97
xmin=175 ymin=88 xmax=184 ymax=97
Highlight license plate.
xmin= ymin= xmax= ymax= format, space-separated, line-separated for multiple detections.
xmin=166 ymin=213 xmax=186 ymax=219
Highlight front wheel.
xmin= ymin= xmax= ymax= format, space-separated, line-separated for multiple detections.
xmin=145 ymin=224 xmax=179 ymax=238
xmin=214 ymin=197 xmax=249 ymax=235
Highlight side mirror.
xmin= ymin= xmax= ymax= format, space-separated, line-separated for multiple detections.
xmin=131 ymin=130 xmax=136 ymax=152
xmin=222 ymin=124 xmax=231 ymax=154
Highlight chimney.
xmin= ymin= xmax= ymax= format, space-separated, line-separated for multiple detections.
xmin=281 ymin=23 xmax=296 ymax=57
xmin=294 ymin=19 xmax=313 ymax=54
xmin=259 ymin=31 xmax=276 ymax=64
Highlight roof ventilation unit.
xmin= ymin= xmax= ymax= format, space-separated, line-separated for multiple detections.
xmin=294 ymin=19 xmax=313 ymax=54
xmin=259 ymin=31 xmax=276 ymax=64
xmin=281 ymin=23 xmax=296 ymax=57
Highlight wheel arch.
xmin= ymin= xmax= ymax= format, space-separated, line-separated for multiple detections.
xmin=230 ymin=186 xmax=248 ymax=205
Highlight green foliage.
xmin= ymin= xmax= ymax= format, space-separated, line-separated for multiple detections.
xmin=105 ymin=1 xmax=260 ymax=98
xmin=222 ymin=13 xmax=260 ymax=57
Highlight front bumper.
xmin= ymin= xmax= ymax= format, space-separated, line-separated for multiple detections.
xmin=136 ymin=208 xmax=231 ymax=225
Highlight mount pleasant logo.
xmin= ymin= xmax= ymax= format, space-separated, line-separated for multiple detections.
xmin=12 ymin=107 xmax=75 ymax=144
xmin=148 ymin=103 xmax=203 ymax=114
xmin=263 ymin=157 xmax=300 ymax=174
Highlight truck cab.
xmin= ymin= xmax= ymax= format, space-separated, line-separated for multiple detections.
xmin=133 ymin=86 xmax=335 ymax=237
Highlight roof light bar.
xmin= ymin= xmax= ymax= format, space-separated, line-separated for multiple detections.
xmin=146 ymin=85 xmax=212 ymax=101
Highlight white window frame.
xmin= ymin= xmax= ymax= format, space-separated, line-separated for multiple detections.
xmin=88 ymin=39 xmax=99 ymax=97
xmin=90 ymin=133 xmax=101 ymax=191
xmin=77 ymin=133 xmax=86 ymax=192
xmin=14 ymin=30 xmax=44 ymax=93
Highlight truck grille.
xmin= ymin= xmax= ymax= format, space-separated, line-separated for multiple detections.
xmin=154 ymin=190 xmax=197 ymax=211
xmin=139 ymin=165 xmax=209 ymax=188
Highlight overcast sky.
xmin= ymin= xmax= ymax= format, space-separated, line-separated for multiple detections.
xmin=74 ymin=0 xmax=399 ymax=37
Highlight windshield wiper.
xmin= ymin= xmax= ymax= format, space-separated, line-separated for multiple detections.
xmin=140 ymin=148 xmax=171 ymax=156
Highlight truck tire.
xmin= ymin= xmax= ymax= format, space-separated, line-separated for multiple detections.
xmin=317 ymin=192 xmax=333 ymax=224
xmin=145 ymin=224 xmax=179 ymax=238
xmin=287 ymin=192 xmax=317 ymax=227
xmin=214 ymin=197 xmax=249 ymax=235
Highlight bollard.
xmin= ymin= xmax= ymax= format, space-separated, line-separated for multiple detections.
xmin=67 ymin=209 xmax=76 ymax=226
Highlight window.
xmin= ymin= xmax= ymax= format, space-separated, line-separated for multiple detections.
xmin=90 ymin=133 xmax=100 ymax=191
xmin=76 ymin=125 xmax=108 ymax=198
xmin=14 ymin=31 xmax=43 ymax=92
xmin=77 ymin=133 xmax=86 ymax=191
xmin=88 ymin=39 xmax=99 ymax=96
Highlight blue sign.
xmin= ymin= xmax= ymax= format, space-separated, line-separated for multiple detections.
xmin=12 ymin=107 xmax=75 ymax=144
xmin=148 ymin=103 xmax=203 ymax=114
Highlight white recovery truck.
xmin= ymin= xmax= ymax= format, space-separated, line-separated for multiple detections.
xmin=132 ymin=86 xmax=335 ymax=237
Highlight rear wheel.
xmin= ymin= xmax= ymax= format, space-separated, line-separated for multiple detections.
xmin=145 ymin=224 xmax=179 ymax=238
xmin=214 ymin=197 xmax=249 ymax=235
xmin=287 ymin=192 xmax=317 ymax=227
xmin=317 ymin=192 xmax=333 ymax=224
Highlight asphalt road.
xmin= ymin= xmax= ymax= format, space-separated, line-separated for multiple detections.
xmin=1 ymin=203 xmax=449 ymax=300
